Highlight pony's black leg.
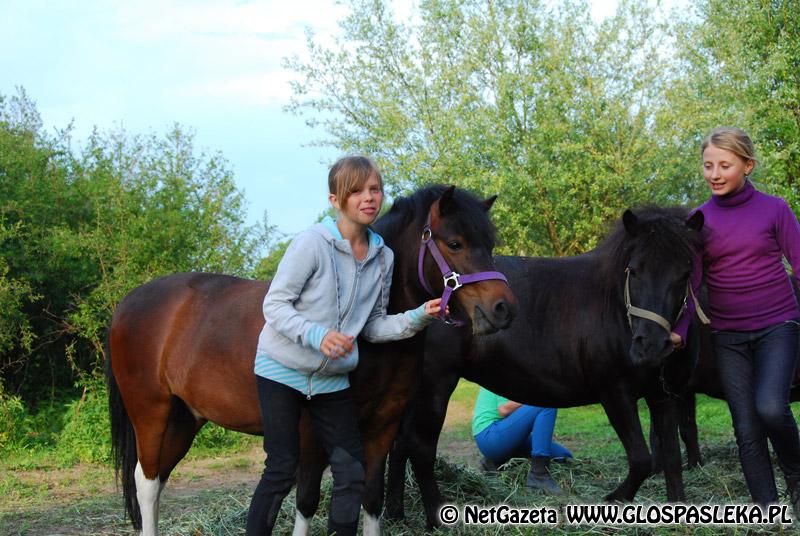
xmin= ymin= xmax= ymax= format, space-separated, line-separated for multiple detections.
xmin=679 ymin=391 xmax=703 ymax=469
xmin=645 ymin=394 xmax=686 ymax=502
xmin=649 ymin=417 xmax=663 ymax=474
xmin=407 ymin=371 xmax=461 ymax=529
xmin=385 ymin=410 xmax=412 ymax=521
xmin=600 ymin=390 xmax=653 ymax=502
xmin=361 ymin=447 xmax=388 ymax=535
xmin=295 ymin=410 xmax=328 ymax=531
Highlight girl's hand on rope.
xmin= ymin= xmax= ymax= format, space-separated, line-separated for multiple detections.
xmin=321 ymin=331 xmax=354 ymax=359
xmin=670 ymin=332 xmax=685 ymax=349
xmin=424 ymin=298 xmax=449 ymax=317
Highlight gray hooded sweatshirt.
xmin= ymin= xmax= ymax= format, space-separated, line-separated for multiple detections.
xmin=255 ymin=216 xmax=433 ymax=377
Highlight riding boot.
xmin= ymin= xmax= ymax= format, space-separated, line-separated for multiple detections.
xmin=246 ymin=492 xmax=286 ymax=536
xmin=327 ymin=518 xmax=359 ymax=536
xmin=526 ymin=456 xmax=563 ymax=495
xmin=480 ymin=456 xmax=501 ymax=473
xmin=786 ymin=475 xmax=800 ymax=519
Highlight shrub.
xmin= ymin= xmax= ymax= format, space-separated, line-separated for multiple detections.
xmin=55 ymin=379 xmax=111 ymax=465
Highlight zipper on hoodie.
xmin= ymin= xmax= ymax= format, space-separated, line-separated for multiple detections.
xmin=306 ymin=355 xmax=329 ymax=399
xmin=308 ymin=237 xmax=371 ymax=399
xmin=339 ymin=259 xmax=363 ymax=330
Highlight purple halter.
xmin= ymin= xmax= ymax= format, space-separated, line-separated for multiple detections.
xmin=417 ymin=213 xmax=508 ymax=325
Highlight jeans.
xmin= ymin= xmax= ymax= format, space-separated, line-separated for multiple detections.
xmin=474 ymin=406 xmax=572 ymax=463
xmin=715 ymin=318 xmax=800 ymax=505
xmin=246 ymin=377 xmax=365 ymax=536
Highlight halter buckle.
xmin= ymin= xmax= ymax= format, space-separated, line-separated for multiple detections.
xmin=421 ymin=227 xmax=432 ymax=243
xmin=443 ymin=272 xmax=463 ymax=291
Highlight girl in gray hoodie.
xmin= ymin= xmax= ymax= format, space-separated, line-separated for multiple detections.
xmin=246 ymin=156 xmax=443 ymax=536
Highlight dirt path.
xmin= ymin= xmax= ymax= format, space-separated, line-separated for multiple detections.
xmin=0 ymin=443 xmax=264 ymax=535
xmin=1 ymin=397 xmax=479 ymax=535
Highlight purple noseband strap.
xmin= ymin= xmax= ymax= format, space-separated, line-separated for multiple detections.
xmin=417 ymin=214 xmax=508 ymax=324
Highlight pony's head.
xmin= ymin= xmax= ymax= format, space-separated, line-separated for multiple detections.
xmin=604 ymin=206 xmax=704 ymax=367
xmin=380 ymin=185 xmax=517 ymax=335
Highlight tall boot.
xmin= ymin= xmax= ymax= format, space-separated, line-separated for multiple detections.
xmin=327 ymin=518 xmax=358 ymax=536
xmin=525 ymin=456 xmax=563 ymax=494
xmin=785 ymin=475 xmax=800 ymax=519
xmin=246 ymin=492 xmax=287 ymax=536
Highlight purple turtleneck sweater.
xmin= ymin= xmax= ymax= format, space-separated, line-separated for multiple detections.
xmin=674 ymin=180 xmax=800 ymax=341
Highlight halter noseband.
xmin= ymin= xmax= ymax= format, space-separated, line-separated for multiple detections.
xmin=624 ymin=267 xmax=710 ymax=333
xmin=418 ymin=213 xmax=508 ymax=325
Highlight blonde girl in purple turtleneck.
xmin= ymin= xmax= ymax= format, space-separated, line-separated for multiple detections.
xmin=672 ymin=127 xmax=800 ymax=510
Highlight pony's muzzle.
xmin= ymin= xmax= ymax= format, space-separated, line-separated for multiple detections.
xmin=629 ymin=328 xmax=673 ymax=365
xmin=473 ymin=299 xmax=515 ymax=333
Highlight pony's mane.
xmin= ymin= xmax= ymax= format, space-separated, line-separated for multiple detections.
xmin=597 ymin=205 xmax=702 ymax=279
xmin=373 ymin=185 xmax=497 ymax=251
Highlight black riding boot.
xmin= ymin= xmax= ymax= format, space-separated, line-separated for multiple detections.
xmin=328 ymin=518 xmax=359 ymax=536
xmin=786 ymin=475 xmax=800 ymax=519
xmin=526 ymin=456 xmax=563 ymax=494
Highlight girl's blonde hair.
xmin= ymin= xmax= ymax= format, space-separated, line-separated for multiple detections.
xmin=328 ymin=156 xmax=383 ymax=207
xmin=701 ymin=127 xmax=758 ymax=170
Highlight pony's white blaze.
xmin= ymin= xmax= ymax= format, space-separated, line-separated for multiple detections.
xmin=291 ymin=511 xmax=311 ymax=536
xmin=363 ymin=512 xmax=381 ymax=536
xmin=135 ymin=461 xmax=162 ymax=536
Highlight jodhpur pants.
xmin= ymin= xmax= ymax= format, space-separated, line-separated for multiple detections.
xmin=474 ymin=405 xmax=572 ymax=463
xmin=715 ymin=318 xmax=800 ymax=505
xmin=246 ymin=376 xmax=365 ymax=536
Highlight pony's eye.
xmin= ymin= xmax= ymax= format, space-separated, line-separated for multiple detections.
xmin=447 ymin=241 xmax=462 ymax=251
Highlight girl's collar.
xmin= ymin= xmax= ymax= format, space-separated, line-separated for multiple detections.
xmin=321 ymin=216 xmax=381 ymax=246
xmin=711 ymin=179 xmax=756 ymax=208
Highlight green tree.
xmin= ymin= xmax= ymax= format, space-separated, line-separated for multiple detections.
xmin=286 ymin=0 xmax=699 ymax=256
xmin=0 ymin=90 xmax=274 ymax=399
xmin=669 ymin=0 xmax=800 ymax=208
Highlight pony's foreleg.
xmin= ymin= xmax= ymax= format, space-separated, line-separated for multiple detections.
xmin=361 ymin=420 xmax=407 ymax=536
xmin=678 ymin=391 xmax=703 ymax=468
xmin=134 ymin=461 xmax=164 ymax=536
xmin=407 ymin=372 xmax=459 ymax=529
xmin=646 ymin=395 xmax=685 ymax=502
xmin=601 ymin=391 xmax=653 ymax=502
xmin=361 ymin=441 xmax=389 ymax=536
xmin=294 ymin=415 xmax=326 ymax=536
xmin=385 ymin=415 xmax=412 ymax=521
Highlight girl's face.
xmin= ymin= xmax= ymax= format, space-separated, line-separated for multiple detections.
xmin=702 ymin=143 xmax=754 ymax=196
xmin=336 ymin=173 xmax=383 ymax=226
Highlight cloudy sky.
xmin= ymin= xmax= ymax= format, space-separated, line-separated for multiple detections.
xmin=1 ymin=0 xmax=621 ymax=237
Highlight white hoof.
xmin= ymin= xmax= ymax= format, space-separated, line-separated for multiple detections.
xmin=363 ymin=512 xmax=381 ymax=536
xmin=292 ymin=510 xmax=310 ymax=536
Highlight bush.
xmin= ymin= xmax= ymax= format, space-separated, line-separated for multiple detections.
xmin=55 ymin=379 xmax=111 ymax=465
xmin=192 ymin=422 xmax=254 ymax=455
xmin=0 ymin=383 xmax=27 ymax=451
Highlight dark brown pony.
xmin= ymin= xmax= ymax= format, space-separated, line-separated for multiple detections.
xmin=107 ymin=185 xmax=516 ymax=535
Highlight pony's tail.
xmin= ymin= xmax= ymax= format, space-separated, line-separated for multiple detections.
xmin=107 ymin=345 xmax=142 ymax=530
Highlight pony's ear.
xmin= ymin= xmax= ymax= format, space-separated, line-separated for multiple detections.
xmin=438 ymin=185 xmax=457 ymax=215
xmin=622 ymin=209 xmax=638 ymax=235
xmin=482 ymin=195 xmax=498 ymax=211
xmin=686 ymin=210 xmax=704 ymax=232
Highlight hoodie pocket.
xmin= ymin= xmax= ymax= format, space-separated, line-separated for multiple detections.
xmin=318 ymin=349 xmax=359 ymax=375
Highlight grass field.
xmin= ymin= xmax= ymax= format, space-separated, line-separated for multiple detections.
xmin=2 ymin=379 xmax=799 ymax=534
